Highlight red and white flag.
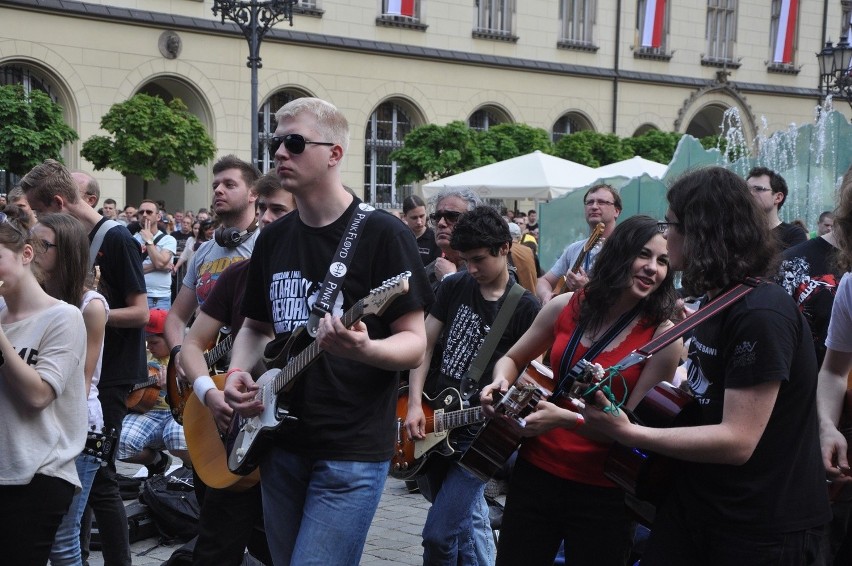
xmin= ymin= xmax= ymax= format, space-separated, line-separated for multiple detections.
xmin=387 ymin=0 xmax=415 ymax=17
xmin=641 ymin=0 xmax=666 ymax=48
xmin=773 ymin=0 xmax=798 ymax=64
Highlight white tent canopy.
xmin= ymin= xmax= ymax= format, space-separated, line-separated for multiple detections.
xmin=422 ymin=150 xmax=599 ymax=200
xmin=592 ymin=156 xmax=668 ymax=180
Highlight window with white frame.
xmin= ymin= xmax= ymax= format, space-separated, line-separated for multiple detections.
xmin=636 ymin=0 xmax=669 ymax=56
xmin=559 ymin=0 xmax=596 ymax=48
xmin=364 ymin=101 xmax=414 ymax=208
xmin=705 ymin=0 xmax=737 ymax=64
xmin=383 ymin=0 xmax=419 ymax=19
xmin=769 ymin=0 xmax=798 ymax=68
xmin=257 ymin=89 xmax=306 ymax=173
xmin=474 ymin=0 xmax=514 ymax=36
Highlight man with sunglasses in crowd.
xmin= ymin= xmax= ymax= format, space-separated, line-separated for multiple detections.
xmin=746 ymin=166 xmax=806 ymax=251
xmin=536 ymin=183 xmax=621 ymax=304
xmin=424 ymin=188 xmax=482 ymax=291
xmin=223 ymin=97 xmax=431 ymax=565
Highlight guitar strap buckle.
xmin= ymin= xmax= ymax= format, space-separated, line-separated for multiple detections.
xmin=306 ymin=304 xmax=330 ymax=338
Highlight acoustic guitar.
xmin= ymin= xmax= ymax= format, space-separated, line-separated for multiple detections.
xmin=182 ymin=373 xmax=260 ymax=491
xmin=459 ymin=360 xmax=555 ymax=482
xmin=603 ymin=381 xmax=699 ymax=525
xmin=166 ymin=329 xmax=235 ymax=425
xmin=126 ymin=364 xmax=162 ymax=414
xmin=227 ymin=272 xmax=411 ymax=476
xmin=552 ymin=222 xmax=605 ymax=295
xmin=390 ymin=386 xmax=485 ymax=480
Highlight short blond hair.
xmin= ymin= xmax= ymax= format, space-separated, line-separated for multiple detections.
xmin=275 ymin=97 xmax=349 ymax=154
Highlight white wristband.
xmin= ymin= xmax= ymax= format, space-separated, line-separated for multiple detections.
xmin=192 ymin=375 xmax=217 ymax=407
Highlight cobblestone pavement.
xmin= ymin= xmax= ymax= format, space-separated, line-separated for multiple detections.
xmin=87 ymin=464 xmax=434 ymax=565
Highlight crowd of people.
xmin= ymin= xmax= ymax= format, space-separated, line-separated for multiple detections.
xmin=0 ymin=95 xmax=850 ymax=566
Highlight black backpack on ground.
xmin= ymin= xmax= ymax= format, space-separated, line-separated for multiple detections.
xmin=139 ymin=466 xmax=200 ymax=542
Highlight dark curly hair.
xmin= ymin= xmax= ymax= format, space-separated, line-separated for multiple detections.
xmin=580 ymin=215 xmax=677 ymax=332
xmin=667 ymin=166 xmax=777 ymax=296
xmin=450 ymin=205 xmax=510 ymax=256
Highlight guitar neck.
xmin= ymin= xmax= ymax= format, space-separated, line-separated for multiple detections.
xmin=204 ymin=333 xmax=235 ymax=367
xmin=436 ymin=406 xmax=483 ymax=433
xmin=270 ymin=301 xmax=366 ymax=396
xmin=131 ymin=377 xmax=158 ymax=392
xmin=570 ymin=250 xmax=588 ymax=274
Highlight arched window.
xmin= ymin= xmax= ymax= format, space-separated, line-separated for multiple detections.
xmin=257 ymin=89 xmax=308 ymax=172
xmin=364 ymin=101 xmax=413 ymax=208
xmin=468 ymin=105 xmax=510 ymax=132
xmin=551 ymin=112 xmax=593 ymax=142
xmin=0 ymin=65 xmax=62 ymax=194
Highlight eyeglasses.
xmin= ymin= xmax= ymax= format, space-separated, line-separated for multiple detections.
xmin=584 ymin=199 xmax=615 ymax=207
xmin=40 ymin=239 xmax=57 ymax=251
xmin=267 ymin=134 xmax=335 ymax=157
xmin=429 ymin=210 xmax=463 ymax=225
xmin=748 ymin=185 xmax=773 ymax=194
xmin=656 ymin=221 xmax=682 ymax=233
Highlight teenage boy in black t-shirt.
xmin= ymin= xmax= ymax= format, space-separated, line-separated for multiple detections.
xmin=224 ymin=98 xmax=431 ymax=565
xmin=582 ymin=166 xmax=830 ymax=566
xmin=405 ymin=206 xmax=540 ymax=565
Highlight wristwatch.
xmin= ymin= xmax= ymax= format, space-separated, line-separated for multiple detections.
xmin=146 ymin=240 xmax=155 ymax=246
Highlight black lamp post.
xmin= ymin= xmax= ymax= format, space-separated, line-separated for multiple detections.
xmin=212 ymin=0 xmax=296 ymax=165
xmin=817 ymin=38 xmax=852 ymax=111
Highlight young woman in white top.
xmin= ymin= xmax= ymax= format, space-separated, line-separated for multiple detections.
xmin=34 ymin=213 xmax=109 ymax=566
xmin=0 ymin=206 xmax=87 ymax=564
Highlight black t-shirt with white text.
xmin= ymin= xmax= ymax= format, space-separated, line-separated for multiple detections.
xmin=678 ymin=283 xmax=830 ymax=532
xmin=241 ymin=200 xmax=433 ymax=461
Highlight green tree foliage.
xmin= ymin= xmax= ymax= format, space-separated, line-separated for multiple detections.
xmin=624 ymin=130 xmax=683 ymax=164
xmin=553 ymin=130 xmax=633 ymax=167
xmin=478 ymin=123 xmax=553 ymax=163
xmin=82 ymin=93 xmax=215 ymax=198
xmin=392 ymin=122 xmax=555 ymax=186
xmin=0 ymin=84 xmax=78 ymax=176
xmin=390 ymin=121 xmax=485 ymax=186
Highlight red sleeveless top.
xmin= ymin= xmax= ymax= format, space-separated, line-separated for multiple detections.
xmin=521 ymin=292 xmax=659 ymax=487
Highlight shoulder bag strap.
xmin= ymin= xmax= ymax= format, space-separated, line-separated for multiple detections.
xmin=88 ymin=219 xmax=122 ymax=271
xmin=458 ymin=283 xmax=525 ymax=401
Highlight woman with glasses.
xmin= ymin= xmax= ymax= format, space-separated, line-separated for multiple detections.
xmin=33 ymin=213 xmax=109 ymax=566
xmin=402 ymin=195 xmax=441 ymax=266
xmin=0 ymin=207 xmax=88 ymax=564
xmin=480 ymin=215 xmax=682 ymax=566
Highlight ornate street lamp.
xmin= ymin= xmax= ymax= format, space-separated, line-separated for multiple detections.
xmin=212 ymin=1 xmax=296 ymax=165
xmin=817 ymin=39 xmax=852 ymax=111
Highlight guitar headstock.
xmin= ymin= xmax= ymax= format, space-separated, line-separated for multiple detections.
xmin=361 ymin=271 xmax=411 ymax=317
xmin=583 ymin=222 xmax=606 ymax=252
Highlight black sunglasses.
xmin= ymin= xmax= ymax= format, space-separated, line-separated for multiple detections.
xmin=429 ymin=210 xmax=463 ymax=224
xmin=267 ymin=134 xmax=335 ymax=157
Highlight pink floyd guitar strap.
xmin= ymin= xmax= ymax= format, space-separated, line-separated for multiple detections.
xmin=306 ymin=202 xmax=375 ymax=337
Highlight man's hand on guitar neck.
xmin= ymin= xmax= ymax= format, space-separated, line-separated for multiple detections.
xmin=563 ymin=267 xmax=589 ymax=293
xmin=316 ymin=313 xmax=370 ymax=363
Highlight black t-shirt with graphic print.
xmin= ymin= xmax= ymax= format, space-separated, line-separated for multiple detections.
xmin=428 ymin=271 xmax=539 ymax=403
xmin=241 ymin=199 xmax=432 ymax=461
xmin=778 ymin=236 xmax=840 ymax=366
xmin=677 ymin=282 xmax=830 ymax=533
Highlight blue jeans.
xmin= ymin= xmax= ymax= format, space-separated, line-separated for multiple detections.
xmin=260 ymin=448 xmax=388 ymax=566
xmin=50 ymin=454 xmax=101 ymax=565
xmin=422 ymin=460 xmax=495 ymax=566
xmin=148 ymin=295 xmax=171 ymax=311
